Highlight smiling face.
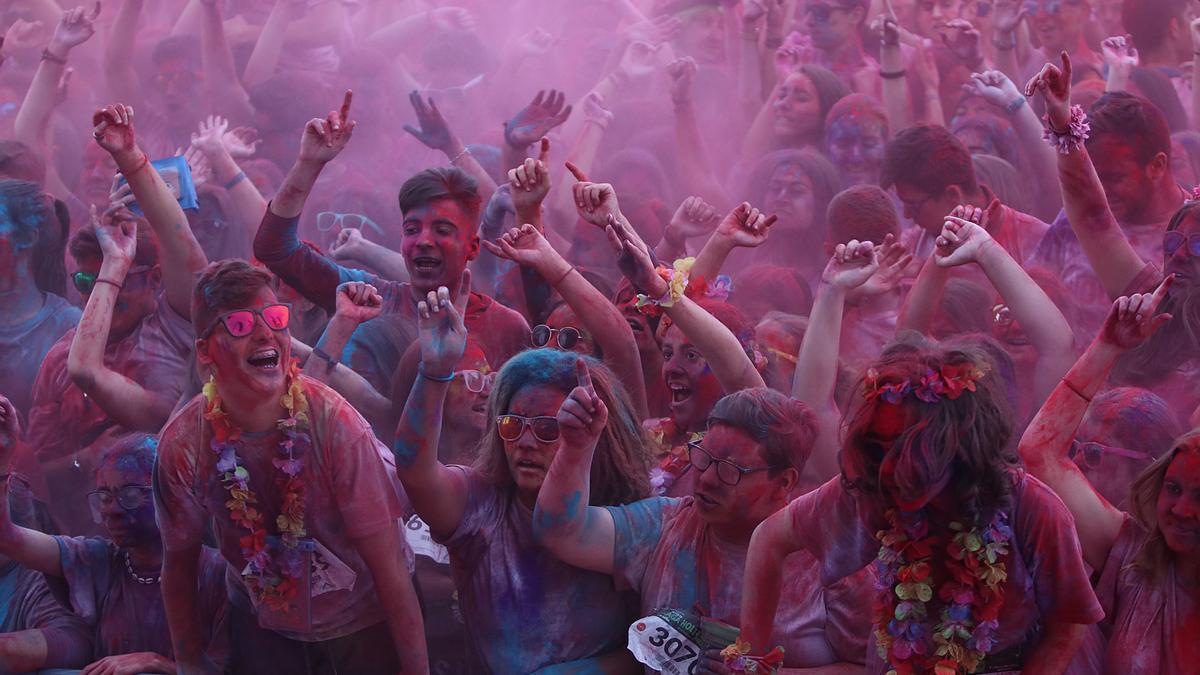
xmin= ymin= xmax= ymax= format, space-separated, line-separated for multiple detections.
xmin=772 ymin=73 xmax=823 ymax=143
xmin=1158 ymin=448 xmax=1200 ymax=556
xmin=661 ymin=325 xmax=725 ymax=432
xmin=197 ymin=286 xmax=292 ymax=398
xmin=401 ymin=198 xmax=480 ymax=296
xmin=692 ymin=424 xmax=792 ymax=531
xmin=1028 ymin=0 xmax=1088 ymax=54
xmin=827 ymin=116 xmax=886 ymax=186
xmin=443 ymin=342 xmax=492 ymax=461
xmin=502 ymin=384 xmax=567 ymax=501
xmin=94 ymin=457 xmax=158 ymax=549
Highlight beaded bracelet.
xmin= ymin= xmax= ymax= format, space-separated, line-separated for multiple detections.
xmin=1042 ymin=104 xmax=1090 ymax=154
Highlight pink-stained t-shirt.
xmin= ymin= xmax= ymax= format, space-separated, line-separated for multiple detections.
xmin=1093 ymin=515 xmax=1200 ymax=674
xmin=27 ymin=295 xmax=193 ymax=536
xmin=788 ymin=473 xmax=1105 ymax=673
xmin=155 ymin=376 xmax=405 ymax=642
xmin=608 ymin=496 xmax=872 ymax=669
xmin=435 ymin=465 xmax=634 ymax=674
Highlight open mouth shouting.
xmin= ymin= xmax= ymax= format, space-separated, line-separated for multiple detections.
xmin=247 ymin=347 xmax=281 ymax=371
xmin=411 ymin=255 xmax=443 ymax=276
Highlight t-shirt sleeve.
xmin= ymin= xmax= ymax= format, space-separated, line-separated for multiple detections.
xmin=153 ymin=405 xmax=210 ymax=551
xmin=53 ymin=535 xmax=114 ymax=625
xmin=326 ymin=400 xmax=402 ymax=539
xmin=433 ymin=465 xmax=497 ymax=557
xmin=606 ymin=497 xmax=678 ymax=592
xmin=787 ymin=478 xmax=876 ymax=586
xmin=1016 ymin=475 xmax=1105 ymax=626
xmin=9 ymin=567 xmax=92 ymax=669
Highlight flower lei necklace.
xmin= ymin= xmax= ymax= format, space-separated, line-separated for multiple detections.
xmin=203 ymin=360 xmax=311 ymax=612
xmin=873 ymin=507 xmax=1013 ymax=675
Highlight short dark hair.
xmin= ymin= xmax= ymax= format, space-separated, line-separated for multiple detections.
xmin=397 ymin=167 xmax=482 ymax=230
xmin=0 ymin=180 xmax=68 ymax=295
xmin=191 ymin=259 xmax=274 ymax=334
xmin=1087 ymin=92 xmax=1171 ymax=164
xmin=880 ymin=124 xmax=979 ymax=197
xmin=0 ymin=141 xmax=46 ymax=184
xmin=69 ymin=219 xmax=159 ymax=268
xmin=827 ymin=185 xmax=899 ymax=245
xmin=709 ymin=388 xmax=818 ymax=472
xmin=1122 ymin=0 xmax=1188 ymax=47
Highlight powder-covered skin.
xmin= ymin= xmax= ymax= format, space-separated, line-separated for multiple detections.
xmin=53 ymin=536 xmax=229 ymax=664
xmin=155 ymin=376 xmax=406 ymax=642
xmin=0 ymin=293 xmax=80 ymax=419
xmin=435 ymin=465 xmax=632 ymax=674
xmin=608 ymin=496 xmax=872 ymax=669
xmin=1094 ymin=515 xmax=1200 ymax=673
xmin=786 ymin=474 xmax=1105 ymax=672
xmin=27 ymin=295 xmax=192 ymax=536
xmin=0 ymin=561 xmax=92 ymax=669
xmin=254 ymin=210 xmax=529 ymax=390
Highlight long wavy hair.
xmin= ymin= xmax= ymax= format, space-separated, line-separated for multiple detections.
xmin=1127 ymin=431 xmax=1200 ymax=581
xmin=473 ymin=349 xmax=651 ymax=506
xmin=840 ymin=337 xmax=1019 ymax=524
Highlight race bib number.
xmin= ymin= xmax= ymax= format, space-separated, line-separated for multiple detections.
xmin=628 ymin=613 xmax=704 ymax=675
xmin=405 ymin=514 xmax=451 ymax=565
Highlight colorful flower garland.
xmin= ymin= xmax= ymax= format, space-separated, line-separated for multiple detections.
xmin=720 ymin=637 xmax=785 ymax=673
xmin=865 ymin=364 xmax=985 ymax=405
xmin=203 ymin=360 xmax=311 ymax=613
xmin=873 ymin=508 xmax=1012 ymax=675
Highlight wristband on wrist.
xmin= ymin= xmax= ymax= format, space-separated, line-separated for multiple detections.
xmin=992 ymin=34 xmax=1016 ymax=50
xmin=223 ymin=171 xmax=248 ymax=190
xmin=120 ymin=153 xmax=151 ymax=178
xmin=551 ymin=265 xmax=577 ymax=288
xmin=312 ymin=346 xmax=338 ymax=370
xmin=419 ymin=364 xmax=455 ymax=382
xmin=1062 ymin=377 xmax=1092 ymax=402
xmin=41 ymin=49 xmax=67 ymax=65
xmin=1003 ymin=96 xmax=1027 ymax=115
xmin=93 ymin=278 xmax=123 ymax=291
xmin=880 ymin=68 xmax=907 ymax=79
xmin=1042 ymin=104 xmax=1091 ymax=154
xmin=449 ymin=147 xmax=471 ymax=164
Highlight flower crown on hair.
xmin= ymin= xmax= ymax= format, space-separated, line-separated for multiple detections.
xmin=864 ymin=363 xmax=987 ymax=404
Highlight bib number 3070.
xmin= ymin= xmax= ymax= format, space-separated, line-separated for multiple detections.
xmin=628 ymin=615 xmax=702 ymax=674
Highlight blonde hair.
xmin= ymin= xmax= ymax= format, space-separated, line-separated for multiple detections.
xmin=1127 ymin=430 xmax=1200 ymax=580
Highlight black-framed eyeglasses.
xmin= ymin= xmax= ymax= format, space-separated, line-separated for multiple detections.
xmin=688 ymin=442 xmax=781 ymax=486
xmin=804 ymin=2 xmax=854 ymax=21
xmin=87 ymin=485 xmax=152 ymax=522
xmin=457 ymin=369 xmax=495 ymax=394
xmin=1069 ymin=440 xmax=1155 ymax=469
xmin=1163 ymin=231 xmax=1200 ymax=259
xmin=532 ymin=324 xmax=582 ymax=351
xmin=200 ymin=303 xmax=292 ymax=339
xmin=496 ymin=414 xmax=560 ymax=444
xmin=73 ymin=265 xmax=154 ymax=295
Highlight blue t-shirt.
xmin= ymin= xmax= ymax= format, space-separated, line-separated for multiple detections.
xmin=0 ymin=293 xmax=80 ymax=417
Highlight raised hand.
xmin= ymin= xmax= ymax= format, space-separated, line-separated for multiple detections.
xmin=329 ymin=228 xmax=365 ymax=263
xmin=715 ymin=202 xmax=777 ymax=249
xmin=50 ymin=3 xmax=100 ymax=53
xmin=934 ymin=215 xmax=998 ymax=267
xmin=1101 ymin=34 xmax=1138 ymax=77
xmin=225 ymin=126 xmax=261 ymax=159
xmin=667 ymin=56 xmax=697 ymax=105
xmin=871 ymin=13 xmax=901 ymax=47
xmin=481 ymin=223 xmax=558 ymax=271
xmin=566 ymin=163 xmax=622 ymax=229
xmin=298 ymin=90 xmax=356 ymax=164
xmin=429 ymin=6 xmax=475 ymax=33
xmin=94 ymin=206 xmax=138 ymax=267
xmin=505 ymin=90 xmax=572 ymax=150
xmin=1024 ymin=51 xmax=1072 ymax=129
xmin=619 ymin=40 xmax=663 ymax=80
xmin=403 ymin=91 xmax=454 ymax=152
xmin=666 ymin=196 xmax=720 ymax=244
xmin=822 ymin=239 xmax=879 ymax=290
xmin=183 ymin=145 xmax=211 ymax=185
xmin=92 ymin=104 xmax=137 ymax=156
xmin=0 ymin=394 xmax=21 ymax=456
xmin=109 ymin=178 xmax=135 ymax=211
xmin=581 ymin=92 xmax=614 ymax=128
xmin=625 ymin=14 xmax=682 ymax=46
xmin=518 ymin=27 xmax=556 ymax=57
xmin=963 ymin=70 xmax=1024 ymax=110
xmin=190 ymin=115 xmax=230 ymax=155
xmin=508 ymin=137 xmax=551 ymax=212
xmin=4 ymin=20 xmax=47 ymax=55
xmin=416 ymin=271 xmax=471 ymax=379
xmin=557 ymin=358 xmax=608 ymax=452
xmin=605 ymin=214 xmax=665 ymax=297
xmin=938 ymin=19 xmax=982 ymax=63
xmin=992 ymin=0 xmax=1028 ymax=36
xmin=1100 ymin=276 xmax=1174 ymax=350
xmin=857 ymin=234 xmax=915 ymax=297
xmin=334 ymin=281 xmax=384 ymax=325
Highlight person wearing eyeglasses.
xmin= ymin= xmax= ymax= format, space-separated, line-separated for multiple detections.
xmin=393 ymin=276 xmax=652 ymax=673
xmin=156 ymin=259 xmax=427 ymax=674
xmin=1019 ymin=280 xmax=1200 ymax=673
xmin=0 ymin=422 xmax=229 ymax=675
xmin=534 ymin=386 xmax=871 ymax=673
xmin=27 ymin=104 xmax=208 ymax=537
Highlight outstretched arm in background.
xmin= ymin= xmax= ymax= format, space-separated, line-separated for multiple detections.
xmin=103 ymin=0 xmax=143 ymax=105
xmin=0 ymin=396 xmax=61 ymax=578
xmin=329 ymin=228 xmax=410 ymax=283
xmin=403 ymin=90 xmax=498 ymax=204
xmin=199 ymin=0 xmax=255 ymax=121
xmin=92 ymin=104 xmax=208 ymax=319
xmin=655 ymin=196 xmax=720 ymax=264
xmin=1019 ymin=278 xmax=1173 ymax=570
xmin=190 ymin=115 xmax=267 ymax=235
xmin=670 ymin=57 xmax=730 ymax=208
xmin=691 ymin=202 xmax=775 ymax=283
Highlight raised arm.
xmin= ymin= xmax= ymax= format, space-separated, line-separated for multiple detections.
xmin=935 ymin=215 xmax=1077 ymax=402
xmin=1026 ymin=51 xmax=1145 ymax=298
xmin=792 ymin=240 xmax=881 ymax=482
xmin=190 ymin=115 xmax=267 ymax=236
xmin=875 ymin=14 xmax=914 ymax=131
xmin=329 ymin=228 xmax=410 ymax=283
xmin=669 ymin=57 xmax=730 ymax=208
xmin=0 ymin=396 xmax=60 ymax=578
xmin=532 ymin=358 xmax=618 ymax=574
xmin=241 ymin=0 xmax=304 ymax=89
xmin=1018 ymin=279 xmax=1172 ymax=569
xmin=1100 ymin=35 xmax=1137 ymax=94
xmin=103 ymin=0 xmax=143 ymax=104
xmin=66 ymin=212 xmax=177 ymax=431
xmin=402 ymin=91 xmax=498 ymax=203
xmin=607 ymin=212 xmax=767 ymax=393
xmin=654 ymin=196 xmax=719 ymax=264
xmin=549 ymin=92 xmax=614 ymax=237
xmin=199 ymin=0 xmax=254 ymax=121
xmin=483 ymin=224 xmax=649 ymax=418
xmin=989 ymin=0 xmax=1027 ymax=85
xmin=392 ymin=276 xmax=472 ymax=538
xmin=691 ymin=201 xmax=774 ymax=286
xmin=92 ymin=104 xmax=208 ymax=319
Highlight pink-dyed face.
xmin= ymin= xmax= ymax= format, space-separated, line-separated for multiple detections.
xmin=198 ymin=286 xmax=292 ymax=399
xmin=661 ymin=325 xmax=725 ymax=433
xmin=400 ymin=199 xmax=480 ymax=296
xmin=763 ymin=162 xmax=817 ymax=236
xmin=757 ymin=320 xmax=800 ymax=393
xmin=444 ymin=343 xmax=492 ymax=452
xmin=1158 ymin=449 xmax=1200 ymax=556
xmin=546 ymin=304 xmax=595 ymax=356
xmin=502 ymin=385 xmax=567 ymax=499
xmin=772 ymin=73 xmax=822 ymax=143
xmin=692 ymin=424 xmax=791 ymax=529
xmin=675 ymin=7 xmax=726 ymax=64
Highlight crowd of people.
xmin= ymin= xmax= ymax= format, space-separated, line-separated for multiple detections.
xmin=0 ymin=0 xmax=1196 ymax=673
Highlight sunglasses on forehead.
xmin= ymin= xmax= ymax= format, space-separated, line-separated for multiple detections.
xmin=200 ymin=303 xmax=292 ymax=339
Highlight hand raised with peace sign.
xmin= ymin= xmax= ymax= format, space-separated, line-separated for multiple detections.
xmin=416 ymin=270 xmax=471 ymax=379
xmin=556 ymin=357 xmax=608 ymax=453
